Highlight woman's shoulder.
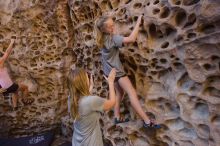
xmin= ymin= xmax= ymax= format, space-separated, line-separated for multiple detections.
xmin=80 ymin=95 xmax=102 ymax=106
xmin=81 ymin=95 xmax=99 ymax=101
xmin=105 ymin=34 xmax=122 ymax=39
xmin=83 ymin=95 xmax=101 ymax=99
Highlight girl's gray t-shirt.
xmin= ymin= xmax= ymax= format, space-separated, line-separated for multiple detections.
xmin=101 ymin=34 xmax=125 ymax=77
xmin=72 ymin=95 xmax=106 ymax=146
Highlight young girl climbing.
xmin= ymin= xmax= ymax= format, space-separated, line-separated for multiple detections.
xmin=0 ymin=38 xmax=31 ymax=110
xmin=67 ymin=68 xmax=116 ymax=146
xmin=94 ymin=15 xmax=160 ymax=128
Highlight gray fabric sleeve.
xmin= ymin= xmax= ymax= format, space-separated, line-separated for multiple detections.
xmin=91 ymin=96 xmax=106 ymax=112
xmin=112 ymin=34 xmax=124 ymax=48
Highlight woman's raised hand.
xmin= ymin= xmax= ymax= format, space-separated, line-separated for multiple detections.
xmin=89 ymin=73 xmax=94 ymax=93
xmin=104 ymin=68 xmax=116 ymax=84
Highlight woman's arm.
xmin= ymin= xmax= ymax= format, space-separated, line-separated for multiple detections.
xmin=103 ymin=68 xmax=116 ymax=111
xmin=0 ymin=39 xmax=15 ymax=64
xmin=123 ymin=15 xmax=142 ymax=44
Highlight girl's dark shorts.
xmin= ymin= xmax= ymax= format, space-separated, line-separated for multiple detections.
xmin=115 ymin=74 xmax=127 ymax=82
xmin=105 ymin=73 xmax=127 ymax=83
xmin=0 ymin=83 xmax=19 ymax=96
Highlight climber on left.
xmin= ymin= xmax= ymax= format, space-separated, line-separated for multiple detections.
xmin=0 ymin=37 xmax=30 ymax=110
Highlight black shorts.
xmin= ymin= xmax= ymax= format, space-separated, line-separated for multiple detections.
xmin=1 ymin=83 xmax=19 ymax=96
xmin=105 ymin=73 xmax=127 ymax=83
xmin=115 ymin=74 xmax=127 ymax=82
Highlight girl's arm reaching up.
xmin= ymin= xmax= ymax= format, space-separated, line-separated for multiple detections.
xmin=123 ymin=15 xmax=142 ymax=44
xmin=0 ymin=38 xmax=15 ymax=64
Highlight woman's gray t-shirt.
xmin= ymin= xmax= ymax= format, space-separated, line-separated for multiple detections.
xmin=101 ymin=34 xmax=125 ymax=77
xmin=72 ymin=95 xmax=106 ymax=146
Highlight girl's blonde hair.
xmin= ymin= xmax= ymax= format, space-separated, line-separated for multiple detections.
xmin=94 ymin=15 xmax=110 ymax=48
xmin=67 ymin=68 xmax=90 ymax=119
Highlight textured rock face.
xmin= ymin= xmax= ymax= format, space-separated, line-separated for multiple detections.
xmin=0 ymin=0 xmax=220 ymax=146
xmin=0 ymin=0 xmax=72 ymax=137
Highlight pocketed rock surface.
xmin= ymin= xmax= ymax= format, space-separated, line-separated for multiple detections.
xmin=0 ymin=0 xmax=220 ymax=146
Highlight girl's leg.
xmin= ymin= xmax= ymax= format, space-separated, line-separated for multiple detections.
xmin=19 ymin=84 xmax=35 ymax=105
xmin=118 ymin=76 xmax=150 ymax=123
xmin=18 ymin=84 xmax=28 ymax=97
xmin=12 ymin=92 xmax=18 ymax=108
xmin=114 ymin=82 xmax=124 ymax=119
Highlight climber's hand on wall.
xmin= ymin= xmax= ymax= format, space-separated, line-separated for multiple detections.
xmin=89 ymin=73 xmax=94 ymax=93
xmin=137 ymin=15 xmax=143 ymax=23
xmin=10 ymin=38 xmax=15 ymax=46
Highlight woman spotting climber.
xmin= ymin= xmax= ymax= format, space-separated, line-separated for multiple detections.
xmin=0 ymin=38 xmax=32 ymax=110
xmin=94 ymin=15 xmax=160 ymax=128
xmin=67 ymin=68 xmax=116 ymax=146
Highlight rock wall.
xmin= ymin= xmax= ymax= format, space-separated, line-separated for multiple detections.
xmin=0 ymin=0 xmax=220 ymax=146
xmin=0 ymin=0 xmax=73 ymax=137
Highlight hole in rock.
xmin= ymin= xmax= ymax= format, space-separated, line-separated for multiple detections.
xmin=170 ymin=55 xmax=175 ymax=58
xmin=160 ymin=58 xmax=167 ymax=64
xmin=118 ymin=8 xmax=126 ymax=16
xmin=187 ymin=32 xmax=196 ymax=38
xmin=128 ymin=48 xmax=134 ymax=52
xmin=153 ymin=0 xmax=160 ymax=5
xmin=173 ymin=62 xmax=183 ymax=68
xmin=198 ymin=124 xmax=210 ymax=136
xmin=175 ymin=10 xmax=187 ymax=26
xmin=152 ymin=58 xmax=158 ymax=62
xmin=103 ymin=138 xmax=113 ymax=146
xmin=175 ymin=35 xmax=183 ymax=42
xmin=174 ymin=142 xmax=180 ymax=146
xmin=108 ymin=1 xmax=113 ymax=9
xmin=0 ymin=34 xmax=3 ymax=40
xmin=125 ymin=0 xmax=132 ymax=4
xmin=153 ymin=8 xmax=160 ymax=15
xmin=204 ymin=87 xmax=220 ymax=97
xmin=85 ymin=35 xmax=92 ymax=41
xmin=199 ymin=24 xmax=215 ymax=34
xmin=211 ymin=55 xmax=220 ymax=61
xmin=183 ymin=0 xmax=200 ymax=6
xmin=161 ymin=41 xmax=169 ymax=48
xmin=133 ymin=3 xmax=142 ymax=9
xmin=211 ymin=115 xmax=220 ymax=125
xmin=160 ymin=7 xmax=170 ymax=18
xmin=165 ymin=26 xmax=176 ymax=36
xmin=203 ymin=63 xmax=215 ymax=71
xmin=149 ymin=23 xmax=157 ymax=38
xmin=74 ymin=1 xmax=80 ymax=6
xmin=192 ymin=102 xmax=209 ymax=120
xmin=157 ymin=30 xmax=163 ymax=38
xmin=114 ymin=138 xmax=126 ymax=146
xmin=172 ymin=0 xmax=181 ymax=5
xmin=156 ymin=66 xmax=162 ymax=70
xmin=184 ymin=13 xmax=196 ymax=28
xmin=150 ymin=71 xmax=157 ymax=74
xmin=133 ymin=16 xmax=138 ymax=21
xmin=139 ymin=65 xmax=148 ymax=73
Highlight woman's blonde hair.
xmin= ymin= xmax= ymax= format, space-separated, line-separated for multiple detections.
xmin=94 ymin=15 xmax=110 ymax=48
xmin=67 ymin=68 xmax=90 ymax=119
